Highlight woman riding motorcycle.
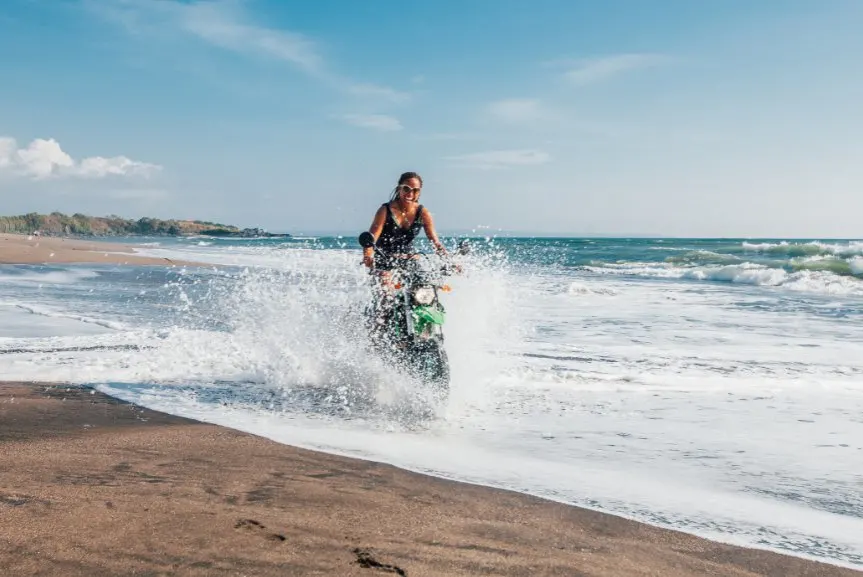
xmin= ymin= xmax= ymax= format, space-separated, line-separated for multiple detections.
xmin=361 ymin=171 xmax=449 ymax=275
xmin=360 ymin=171 xmax=454 ymax=345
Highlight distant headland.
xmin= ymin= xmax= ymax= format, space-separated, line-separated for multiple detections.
xmin=0 ymin=212 xmax=291 ymax=239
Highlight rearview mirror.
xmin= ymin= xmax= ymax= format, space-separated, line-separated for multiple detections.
xmin=358 ymin=231 xmax=376 ymax=248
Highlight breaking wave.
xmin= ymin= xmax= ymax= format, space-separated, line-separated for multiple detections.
xmin=5 ymin=302 xmax=129 ymax=331
xmin=0 ymin=268 xmax=101 ymax=285
xmin=586 ymin=262 xmax=863 ymax=295
xmin=740 ymin=240 xmax=863 ymax=258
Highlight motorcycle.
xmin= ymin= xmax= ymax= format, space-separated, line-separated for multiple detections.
xmin=358 ymin=231 xmax=465 ymax=398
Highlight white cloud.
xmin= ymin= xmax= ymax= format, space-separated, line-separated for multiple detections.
xmin=347 ymin=83 xmax=411 ymax=104
xmin=556 ymin=53 xmax=668 ymax=86
xmin=85 ymin=0 xmax=323 ymax=72
xmin=76 ymin=155 xmax=162 ymax=178
xmin=0 ymin=136 xmax=161 ymax=180
xmin=445 ymin=149 xmax=551 ymax=169
xmin=339 ymin=114 xmax=403 ymax=132
xmin=86 ymin=0 xmax=408 ymax=104
xmin=487 ymin=98 xmax=546 ymax=123
xmin=0 ymin=137 xmax=19 ymax=169
xmin=4 ymin=137 xmax=74 ymax=178
xmin=421 ymin=132 xmax=481 ymax=141
xmin=177 ymin=0 xmax=324 ymax=74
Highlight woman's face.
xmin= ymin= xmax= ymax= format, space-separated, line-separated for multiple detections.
xmin=397 ymin=177 xmax=422 ymax=203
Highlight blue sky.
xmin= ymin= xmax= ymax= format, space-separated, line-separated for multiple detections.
xmin=1 ymin=0 xmax=861 ymax=237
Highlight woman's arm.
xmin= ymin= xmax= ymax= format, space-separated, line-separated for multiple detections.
xmin=363 ymin=205 xmax=387 ymax=268
xmin=422 ymin=209 xmax=447 ymax=255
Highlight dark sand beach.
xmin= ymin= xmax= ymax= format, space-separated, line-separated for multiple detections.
xmin=1 ymin=382 xmax=859 ymax=576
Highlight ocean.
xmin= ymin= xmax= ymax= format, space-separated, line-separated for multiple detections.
xmin=1 ymin=235 xmax=861 ymax=569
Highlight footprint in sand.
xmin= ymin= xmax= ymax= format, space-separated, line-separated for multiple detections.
xmin=353 ymin=548 xmax=407 ymax=576
xmin=233 ymin=518 xmax=287 ymax=542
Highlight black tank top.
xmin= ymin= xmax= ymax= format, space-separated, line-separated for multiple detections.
xmin=376 ymin=202 xmax=424 ymax=256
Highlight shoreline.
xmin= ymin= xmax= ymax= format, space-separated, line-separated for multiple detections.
xmin=0 ymin=233 xmax=200 ymax=266
xmin=2 ymin=381 xmax=858 ymax=576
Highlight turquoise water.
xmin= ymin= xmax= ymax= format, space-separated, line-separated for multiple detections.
xmin=1 ymin=235 xmax=862 ymax=568
xmin=135 ymin=234 xmax=863 ymax=278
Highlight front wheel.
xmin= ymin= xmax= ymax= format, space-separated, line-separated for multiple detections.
xmin=412 ymin=340 xmax=450 ymax=397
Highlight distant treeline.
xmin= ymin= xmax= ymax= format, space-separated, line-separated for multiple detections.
xmin=0 ymin=212 xmax=244 ymax=237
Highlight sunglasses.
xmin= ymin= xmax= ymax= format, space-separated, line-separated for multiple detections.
xmin=397 ymin=184 xmax=421 ymax=194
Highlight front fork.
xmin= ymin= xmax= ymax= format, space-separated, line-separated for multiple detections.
xmin=367 ymin=287 xmax=407 ymax=347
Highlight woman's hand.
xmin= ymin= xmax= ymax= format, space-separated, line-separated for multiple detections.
xmin=362 ymin=208 xmax=386 ymax=269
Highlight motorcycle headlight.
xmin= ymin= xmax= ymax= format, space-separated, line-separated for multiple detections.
xmin=412 ymin=286 xmax=435 ymax=305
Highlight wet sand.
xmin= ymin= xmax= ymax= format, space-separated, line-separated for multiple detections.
xmin=0 ymin=233 xmax=194 ymax=265
xmin=1 ymin=382 xmax=859 ymax=576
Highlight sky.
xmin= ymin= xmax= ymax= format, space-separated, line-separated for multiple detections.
xmin=0 ymin=0 xmax=861 ymax=237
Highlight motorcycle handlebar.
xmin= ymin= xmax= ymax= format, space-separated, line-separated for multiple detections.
xmin=358 ymin=231 xmax=463 ymax=274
